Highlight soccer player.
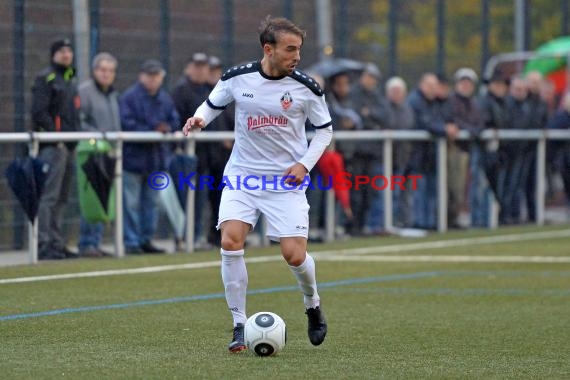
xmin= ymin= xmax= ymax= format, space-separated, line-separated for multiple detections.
xmin=183 ymin=16 xmax=332 ymax=352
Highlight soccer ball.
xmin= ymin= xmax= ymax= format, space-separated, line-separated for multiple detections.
xmin=244 ymin=312 xmax=287 ymax=356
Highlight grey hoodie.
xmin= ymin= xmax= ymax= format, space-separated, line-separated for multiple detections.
xmin=78 ymin=79 xmax=121 ymax=132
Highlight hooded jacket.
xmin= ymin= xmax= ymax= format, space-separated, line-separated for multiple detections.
xmin=31 ymin=62 xmax=81 ymax=149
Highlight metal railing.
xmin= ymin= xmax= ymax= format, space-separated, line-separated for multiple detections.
xmin=1 ymin=128 xmax=569 ymax=265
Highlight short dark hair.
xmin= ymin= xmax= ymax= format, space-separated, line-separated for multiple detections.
xmin=258 ymin=16 xmax=306 ymax=47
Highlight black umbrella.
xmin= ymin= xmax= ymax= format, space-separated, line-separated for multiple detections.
xmin=81 ymin=152 xmax=116 ymax=213
xmin=169 ymin=154 xmax=198 ymax=210
xmin=482 ymin=151 xmax=501 ymax=199
xmin=5 ymin=156 xmax=50 ymax=223
xmin=305 ymin=58 xmax=365 ymax=78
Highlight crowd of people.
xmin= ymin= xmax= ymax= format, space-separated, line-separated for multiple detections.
xmin=308 ymin=64 xmax=570 ymax=240
xmin=29 ymin=38 xmax=570 ymax=260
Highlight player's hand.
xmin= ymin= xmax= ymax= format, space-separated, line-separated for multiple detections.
xmin=282 ymin=163 xmax=308 ymax=186
xmin=183 ymin=117 xmax=205 ymax=136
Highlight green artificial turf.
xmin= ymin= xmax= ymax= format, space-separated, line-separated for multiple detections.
xmin=0 ymin=225 xmax=569 ymax=379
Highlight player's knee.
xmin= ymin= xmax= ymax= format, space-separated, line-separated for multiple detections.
xmin=221 ymin=235 xmax=245 ymax=251
xmin=283 ymin=250 xmax=306 ymax=267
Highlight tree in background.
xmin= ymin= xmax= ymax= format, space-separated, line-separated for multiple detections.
xmin=355 ymin=0 xmax=565 ymax=83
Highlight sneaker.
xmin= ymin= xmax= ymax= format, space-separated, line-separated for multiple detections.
xmin=140 ymin=242 xmax=165 ymax=254
xmin=38 ymin=249 xmax=66 ymax=260
xmin=79 ymin=246 xmax=103 ymax=258
xmin=61 ymin=247 xmax=79 ymax=259
xmin=306 ymin=306 xmax=327 ymax=346
xmin=96 ymin=248 xmax=114 ymax=257
xmin=126 ymin=246 xmax=144 ymax=255
xmin=228 ymin=323 xmax=247 ymax=353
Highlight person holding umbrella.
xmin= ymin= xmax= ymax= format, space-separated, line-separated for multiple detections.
xmin=31 ymin=38 xmax=81 ymax=260
xmin=76 ymin=52 xmax=121 ymax=258
xmin=478 ymin=70 xmax=511 ymax=226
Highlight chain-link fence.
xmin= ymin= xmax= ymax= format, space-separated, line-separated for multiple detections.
xmin=0 ymin=0 xmax=568 ymax=250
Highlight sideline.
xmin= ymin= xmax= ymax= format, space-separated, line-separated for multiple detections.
xmin=1 ymin=229 xmax=569 ymax=285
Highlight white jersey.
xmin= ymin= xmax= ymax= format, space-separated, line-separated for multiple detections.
xmin=204 ymin=61 xmax=332 ymax=184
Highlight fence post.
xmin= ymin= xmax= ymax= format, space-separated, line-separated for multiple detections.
xmin=114 ymin=139 xmax=124 ymax=258
xmin=184 ymin=138 xmax=196 ymax=253
xmin=536 ymin=133 xmax=546 ymax=226
xmin=383 ymin=137 xmax=393 ymax=231
xmin=437 ymin=137 xmax=448 ymax=232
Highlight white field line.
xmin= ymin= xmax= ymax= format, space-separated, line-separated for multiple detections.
xmin=313 ymin=254 xmax=570 ymax=264
xmin=314 ymin=229 xmax=570 ymax=256
xmin=1 ymin=229 xmax=569 ymax=285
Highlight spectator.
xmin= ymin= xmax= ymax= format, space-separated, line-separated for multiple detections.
xmin=327 ymin=71 xmax=362 ymax=233
xmin=541 ymin=80 xmax=560 ymax=201
xmin=435 ymin=73 xmax=454 ymax=123
xmin=501 ymin=77 xmax=531 ymax=224
xmin=523 ymin=71 xmax=549 ymax=222
xmin=77 ymin=52 xmax=120 ymax=257
xmin=448 ymin=68 xmax=484 ymax=229
xmin=204 ymin=55 xmax=235 ymax=247
xmin=172 ymin=52 xmax=211 ymax=247
xmin=540 ymin=80 xmax=558 ymax=118
xmin=408 ymin=73 xmax=457 ymax=229
xmin=348 ymin=63 xmax=387 ymax=235
xmin=383 ymin=77 xmax=415 ymax=227
xmin=547 ymin=92 xmax=570 ymax=211
xmin=120 ymin=59 xmax=180 ymax=254
xmin=31 ymin=38 xmax=80 ymax=260
xmin=478 ymin=70 xmax=511 ymax=226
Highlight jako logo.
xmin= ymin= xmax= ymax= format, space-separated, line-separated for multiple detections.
xmin=242 ymin=92 xmax=254 ymax=98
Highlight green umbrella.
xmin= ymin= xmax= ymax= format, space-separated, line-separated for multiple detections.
xmin=524 ymin=36 xmax=570 ymax=75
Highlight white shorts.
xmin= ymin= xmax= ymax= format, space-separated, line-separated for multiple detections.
xmin=217 ymin=188 xmax=310 ymax=241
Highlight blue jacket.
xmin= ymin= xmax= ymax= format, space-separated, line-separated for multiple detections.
xmin=120 ymin=82 xmax=180 ymax=174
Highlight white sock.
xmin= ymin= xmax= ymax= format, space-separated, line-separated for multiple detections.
xmin=289 ymin=253 xmax=320 ymax=309
xmin=220 ymin=249 xmax=248 ymax=326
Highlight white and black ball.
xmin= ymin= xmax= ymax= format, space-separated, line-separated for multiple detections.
xmin=244 ymin=312 xmax=287 ymax=356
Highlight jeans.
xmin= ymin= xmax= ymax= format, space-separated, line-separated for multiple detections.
xmin=123 ymin=170 xmax=159 ymax=248
xmin=78 ymin=217 xmax=104 ymax=249
xmin=413 ymin=171 xmax=437 ymax=229
xmin=37 ymin=145 xmax=74 ymax=252
xmin=469 ymin=145 xmax=491 ymax=227
xmin=365 ymin=163 xmax=384 ymax=232
xmin=393 ymin=169 xmax=413 ymax=227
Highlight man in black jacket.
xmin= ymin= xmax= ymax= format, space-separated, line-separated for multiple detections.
xmin=31 ymin=38 xmax=80 ymax=260
xmin=478 ymin=70 xmax=511 ymax=226
xmin=172 ymin=52 xmax=211 ymax=246
xmin=523 ymin=71 xmax=549 ymax=222
xmin=502 ymin=77 xmax=531 ymax=224
xmin=204 ymin=56 xmax=235 ymax=246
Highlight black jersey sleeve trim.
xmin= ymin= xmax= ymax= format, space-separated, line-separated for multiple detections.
xmin=221 ymin=61 xmax=259 ymax=81
xmin=312 ymin=121 xmax=332 ymax=129
xmin=289 ymin=69 xmax=325 ymax=96
xmin=206 ymin=98 xmax=227 ymax=110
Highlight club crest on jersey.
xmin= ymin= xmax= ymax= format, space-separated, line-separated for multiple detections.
xmin=280 ymin=91 xmax=293 ymax=111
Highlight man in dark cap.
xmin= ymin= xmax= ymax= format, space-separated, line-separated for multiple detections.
xmin=172 ymin=52 xmax=212 ymax=247
xmin=347 ymin=62 xmax=387 ymax=235
xmin=477 ymin=70 xmax=511 ymax=226
xmin=120 ymin=59 xmax=180 ymax=254
xmin=31 ymin=38 xmax=81 ymax=260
